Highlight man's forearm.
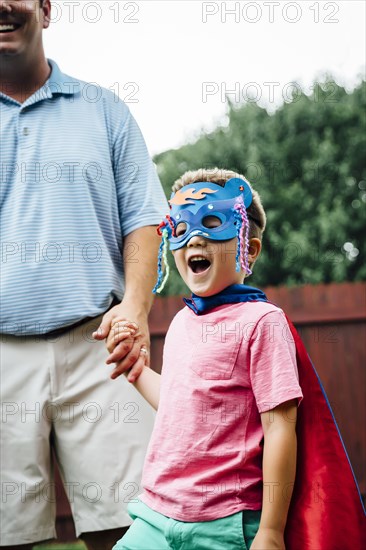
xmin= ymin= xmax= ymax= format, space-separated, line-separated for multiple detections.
xmin=122 ymin=225 xmax=161 ymax=314
xmin=93 ymin=225 xmax=161 ymax=379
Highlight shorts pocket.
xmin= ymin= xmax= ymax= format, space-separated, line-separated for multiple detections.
xmin=235 ymin=511 xmax=247 ymax=550
xmin=242 ymin=510 xmax=261 ymax=549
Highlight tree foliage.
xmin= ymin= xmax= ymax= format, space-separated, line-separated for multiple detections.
xmin=154 ymin=79 xmax=366 ymax=295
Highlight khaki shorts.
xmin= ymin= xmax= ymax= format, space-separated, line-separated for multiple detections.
xmin=0 ymin=316 xmax=155 ymax=546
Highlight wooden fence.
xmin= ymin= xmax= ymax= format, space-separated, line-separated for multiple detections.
xmin=56 ymin=282 xmax=366 ymax=540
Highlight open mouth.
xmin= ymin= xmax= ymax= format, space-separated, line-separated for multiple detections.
xmin=188 ymin=256 xmax=211 ymax=274
xmin=0 ymin=24 xmax=22 ymax=33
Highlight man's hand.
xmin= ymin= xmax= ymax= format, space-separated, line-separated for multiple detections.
xmin=93 ymin=302 xmax=149 ymax=382
xmin=250 ymin=527 xmax=285 ymax=550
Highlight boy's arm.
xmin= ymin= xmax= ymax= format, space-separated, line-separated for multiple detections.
xmin=103 ymin=326 xmax=161 ymax=408
xmin=251 ymin=399 xmax=297 ymax=550
xmin=128 ymin=366 xmax=161 ymax=410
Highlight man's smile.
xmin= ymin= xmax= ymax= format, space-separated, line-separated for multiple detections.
xmin=0 ymin=21 xmax=22 ymax=34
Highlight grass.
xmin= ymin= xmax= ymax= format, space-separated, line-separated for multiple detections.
xmin=33 ymin=543 xmax=86 ymax=550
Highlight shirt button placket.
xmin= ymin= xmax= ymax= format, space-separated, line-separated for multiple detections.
xmin=18 ymin=108 xmax=37 ymax=183
xmin=18 ymin=108 xmax=31 ymax=148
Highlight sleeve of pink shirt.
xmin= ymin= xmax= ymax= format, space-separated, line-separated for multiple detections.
xmin=249 ymin=308 xmax=303 ymax=414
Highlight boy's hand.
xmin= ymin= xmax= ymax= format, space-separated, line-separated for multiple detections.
xmin=250 ymin=528 xmax=285 ymax=550
xmin=92 ymin=304 xmax=150 ymax=382
xmin=107 ymin=319 xmax=148 ymax=382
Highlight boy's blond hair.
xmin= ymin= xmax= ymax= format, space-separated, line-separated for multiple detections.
xmin=172 ymin=168 xmax=266 ymax=241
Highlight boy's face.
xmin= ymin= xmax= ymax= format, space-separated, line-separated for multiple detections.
xmin=172 ymin=217 xmax=245 ymax=297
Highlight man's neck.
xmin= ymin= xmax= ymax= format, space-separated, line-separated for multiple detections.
xmin=0 ymin=54 xmax=51 ymax=103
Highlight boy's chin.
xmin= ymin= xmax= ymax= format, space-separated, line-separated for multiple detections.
xmin=187 ymin=284 xmax=227 ymax=297
xmin=190 ymin=290 xmax=215 ymax=297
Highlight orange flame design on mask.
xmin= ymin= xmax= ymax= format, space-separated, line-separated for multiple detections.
xmin=169 ymin=187 xmax=218 ymax=205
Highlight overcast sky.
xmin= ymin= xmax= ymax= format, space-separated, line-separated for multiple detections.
xmin=44 ymin=1 xmax=365 ymax=155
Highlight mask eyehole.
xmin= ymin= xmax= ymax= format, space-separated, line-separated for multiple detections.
xmin=175 ymin=222 xmax=188 ymax=237
xmin=202 ymin=215 xmax=222 ymax=229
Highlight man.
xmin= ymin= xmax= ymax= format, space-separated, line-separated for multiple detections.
xmin=0 ymin=0 xmax=167 ymax=548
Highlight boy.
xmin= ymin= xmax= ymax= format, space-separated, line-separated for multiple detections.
xmin=113 ymin=169 xmax=303 ymax=549
xmin=112 ymin=169 xmax=365 ymax=549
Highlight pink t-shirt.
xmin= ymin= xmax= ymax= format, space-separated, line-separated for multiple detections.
xmin=141 ymin=301 xmax=303 ymax=521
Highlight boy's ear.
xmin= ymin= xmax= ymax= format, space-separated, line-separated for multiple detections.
xmin=248 ymin=238 xmax=261 ymax=263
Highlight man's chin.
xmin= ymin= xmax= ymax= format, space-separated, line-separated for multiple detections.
xmin=0 ymin=45 xmax=24 ymax=59
xmin=0 ymin=45 xmax=19 ymax=55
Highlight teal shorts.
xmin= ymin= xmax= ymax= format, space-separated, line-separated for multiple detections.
xmin=113 ymin=499 xmax=261 ymax=550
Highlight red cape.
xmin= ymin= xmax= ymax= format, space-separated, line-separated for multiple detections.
xmin=284 ymin=315 xmax=365 ymax=549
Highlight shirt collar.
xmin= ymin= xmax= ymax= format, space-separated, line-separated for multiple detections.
xmin=45 ymin=59 xmax=80 ymax=97
xmin=183 ymin=284 xmax=268 ymax=315
xmin=0 ymin=59 xmax=80 ymax=108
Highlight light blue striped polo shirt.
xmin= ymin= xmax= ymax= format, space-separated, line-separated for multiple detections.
xmin=0 ymin=60 xmax=167 ymax=335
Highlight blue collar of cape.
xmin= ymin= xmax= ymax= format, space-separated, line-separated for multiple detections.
xmin=183 ymin=284 xmax=268 ymax=315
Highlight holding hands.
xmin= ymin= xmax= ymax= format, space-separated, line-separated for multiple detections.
xmin=92 ymin=302 xmax=149 ymax=382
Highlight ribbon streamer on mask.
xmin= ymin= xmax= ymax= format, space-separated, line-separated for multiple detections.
xmin=153 ymin=227 xmax=170 ymax=294
xmin=233 ymin=196 xmax=252 ymax=276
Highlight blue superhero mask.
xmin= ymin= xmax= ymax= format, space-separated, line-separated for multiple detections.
xmin=153 ymin=177 xmax=253 ymax=293
xmin=166 ymin=178 xmax=252 ymax=250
